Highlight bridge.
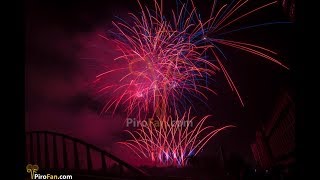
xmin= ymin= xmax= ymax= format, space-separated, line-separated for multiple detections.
xmin=25 ymin=131 xmax=150 ymax=179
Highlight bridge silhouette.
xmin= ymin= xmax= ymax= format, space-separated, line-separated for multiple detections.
xmin=25 ymin=131 xmax=149 ymax=179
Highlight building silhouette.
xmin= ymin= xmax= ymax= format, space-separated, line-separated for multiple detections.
xmin=251 ymin=92 xmax=295 ymax=171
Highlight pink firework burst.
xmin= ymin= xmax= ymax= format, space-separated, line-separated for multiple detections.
xmin=95 ymin=0 xmax=288 ymax=118
xmin=93 ymin=0 xmax=289 ymax=167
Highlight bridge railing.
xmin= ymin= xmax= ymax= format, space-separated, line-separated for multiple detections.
xmin=25 ymin=131 xmax=148 ymax=177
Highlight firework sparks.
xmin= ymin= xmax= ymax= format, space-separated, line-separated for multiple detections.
xmin=94 ymin=0 xmax=289 ymax=167
xmin=119 ymin=110 xmax=235 ymax=167
xmin=95 ymin=0 xmax=288 ymax=118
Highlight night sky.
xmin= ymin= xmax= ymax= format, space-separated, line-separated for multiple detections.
xmin=25 ymin=0 xmax=295 ymax=166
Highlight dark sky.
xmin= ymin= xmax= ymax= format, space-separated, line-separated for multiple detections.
xmin=25 ymin=0 xmax=295 ymax=166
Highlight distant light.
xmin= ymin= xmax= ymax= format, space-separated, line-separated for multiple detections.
xmin=254 ymin=169 xmax=257 ymax=172
xmin=266 ymin=170 xmax=268 ymax=173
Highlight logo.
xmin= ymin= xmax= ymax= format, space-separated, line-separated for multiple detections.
xmin=26 ymin=164 xmax=73 ymax=179
xmin=126 ymin=117 xmax=193 ymax=128
xmin=26 ymin=164 xmax=39 ymax=179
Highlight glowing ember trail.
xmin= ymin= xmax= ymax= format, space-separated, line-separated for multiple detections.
xmin=94 ymin=0 xmax=289 ymax=167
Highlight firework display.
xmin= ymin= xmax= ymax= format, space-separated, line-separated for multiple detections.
xmin=119 ymin=110 xmax=235 ymax=166
xmin=95 ymin=0 xmax=288 ymax=167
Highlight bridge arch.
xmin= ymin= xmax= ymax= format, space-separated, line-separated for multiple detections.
xmin=25 ymin=131 xmax=148 ymax=178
